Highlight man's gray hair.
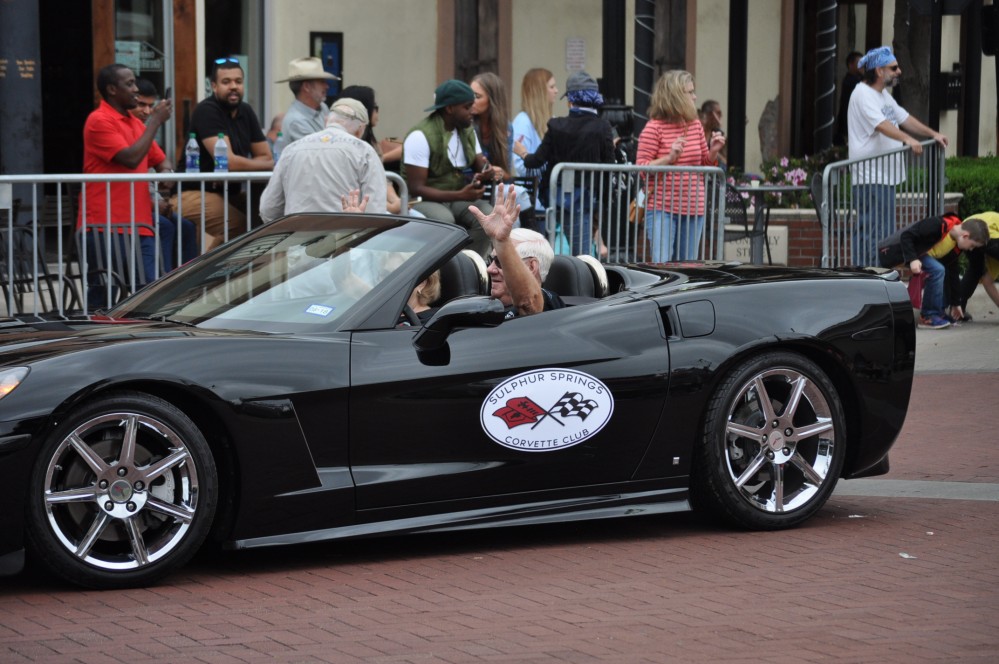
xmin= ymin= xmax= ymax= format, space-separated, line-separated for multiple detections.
xmin=511 ymin=228 xmax=554 ymax=280
xmin=326 ymin=105 xmax=366 ymax=136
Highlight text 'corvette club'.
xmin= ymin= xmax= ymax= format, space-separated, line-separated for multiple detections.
xmin=480 ymin=369 xmax=615 ymax=451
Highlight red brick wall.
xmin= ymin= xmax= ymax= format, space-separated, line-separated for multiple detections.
xmin=769 ymin=211 xmax=823 ymax=267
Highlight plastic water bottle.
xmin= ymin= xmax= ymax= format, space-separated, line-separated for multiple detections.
xmin=184 ymin=133 xmax=200 ymax=173
xmin=273 ymin=132 xmax=283 ymax=163
xmin=213 ymin=133 xmax=229 ymax=172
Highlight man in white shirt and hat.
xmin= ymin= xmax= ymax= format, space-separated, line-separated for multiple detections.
xmin=273 ymin=57 xmax=341 ymax=156
xmin=260 ymin=98 xmax=387 ymax=222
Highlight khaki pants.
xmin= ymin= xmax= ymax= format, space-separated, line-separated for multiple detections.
xmin=413 ymin=199 xmax=492 ymax=257
xmin=171 ymin=190 xmax=248 ymax=252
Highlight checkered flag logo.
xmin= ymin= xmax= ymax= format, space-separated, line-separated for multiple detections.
xmin=552 ymin=392 xmax=599 ymax=421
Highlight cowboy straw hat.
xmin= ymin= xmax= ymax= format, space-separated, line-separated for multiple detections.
xmin=276 ymin=57 xmax=340 ymax=83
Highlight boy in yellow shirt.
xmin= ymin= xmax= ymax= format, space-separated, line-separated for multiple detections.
xmin=955 ymin=211 xmax=999 ymax=321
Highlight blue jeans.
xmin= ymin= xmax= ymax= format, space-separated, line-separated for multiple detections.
xmin=158 ymin=214 xmax=199 ymax=272
xmin=853 ymin=184 xmax=896 ymax=267
xmin=645 ymin=210 xmax=705 ymax=262
xmin=84 ymin=233 xmax=157 ymax=310
xmin=557 ymin=190 xmax=593 ymax=256
xmin=919 ymin=254 xmax=946 ymax=318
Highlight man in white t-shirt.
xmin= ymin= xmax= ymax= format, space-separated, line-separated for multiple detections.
xmin=847 ymin=45 xmax=948 ymax=266
xmin=401 ymin=79 xmax=502 ymax=256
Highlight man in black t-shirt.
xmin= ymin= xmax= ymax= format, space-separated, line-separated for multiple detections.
xmin=470 ymin=184 xmax=564 ymax=317
xmin=174 ymin=57 xmax=274 ymax=251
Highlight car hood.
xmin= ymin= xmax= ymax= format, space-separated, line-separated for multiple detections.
xmin=0 ymin=317 xmax=265 ymax=365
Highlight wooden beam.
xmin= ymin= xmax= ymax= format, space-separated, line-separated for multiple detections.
xmin=91 ymin=0 xmax=116 ymax=108
xmin=438 ymin=0 xmax=456 ymax=81
xmin=173 ymin=0 xmax=198 ymax=157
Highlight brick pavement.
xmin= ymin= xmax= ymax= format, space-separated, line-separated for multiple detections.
xmin=1 ymin=372 xmax=997 ymax=663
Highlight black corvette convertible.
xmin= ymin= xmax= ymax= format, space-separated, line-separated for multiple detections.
xmin=0 ymin=213 xmax=915 ymax=588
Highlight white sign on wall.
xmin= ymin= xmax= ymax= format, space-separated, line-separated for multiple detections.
xmin=566 ymin=38 xmax=586 ymax=71
xmin=723 ymin=225 xmax=789 ymax=265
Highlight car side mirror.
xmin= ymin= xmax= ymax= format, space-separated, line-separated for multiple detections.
xmin=413 ymin=296 xmax=506 ymax=354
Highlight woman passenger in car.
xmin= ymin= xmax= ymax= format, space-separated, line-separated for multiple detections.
xmin=409 ymin=271 xmax=441 ymax=323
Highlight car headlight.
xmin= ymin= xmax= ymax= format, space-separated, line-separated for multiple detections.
xmin=0 ymin=367 xmax=29 ymax=400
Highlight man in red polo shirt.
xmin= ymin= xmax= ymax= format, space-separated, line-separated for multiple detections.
xmin=79 ymin=63 xmax=172 ymax=307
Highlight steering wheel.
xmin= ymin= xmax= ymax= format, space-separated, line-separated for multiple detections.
xmin=402 ymin=305 xmax=421 ymax=326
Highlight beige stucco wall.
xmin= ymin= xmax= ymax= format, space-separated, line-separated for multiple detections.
xmin=263 ymin=0 xmax=439 ymax=143
xmin=694 ymin=0 xmax=729 ymax=139
xmin=938 ymin=15 xmax=962 ymax=156
xmin=747 ymin=1 xmax=783 ymax=171
xmin=695 ymin=0 xmax=781 ymax=172
xmin=980 ymin=55 xmax=998 ymax=155
xmin=510 ymin=0 xmax=604 ymax=119
xmin=264 ymin=0 xmax=610 ymax=144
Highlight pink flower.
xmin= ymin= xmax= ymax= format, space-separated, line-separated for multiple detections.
xmin=780 ymin=157 xmax=789 ymax=167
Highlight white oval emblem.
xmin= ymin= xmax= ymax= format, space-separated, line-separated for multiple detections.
xmin=480 ymin=368 xmax=614 ymax=452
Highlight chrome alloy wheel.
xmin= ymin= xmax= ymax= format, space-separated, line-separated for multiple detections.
xmin=41 ymin=411 xmax=200 ymax=571
xmin=723 ymin=367 xmax=837 ymax=513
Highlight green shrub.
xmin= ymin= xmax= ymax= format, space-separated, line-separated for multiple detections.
xmin=945 ymin=155 xmax=999 ymax=217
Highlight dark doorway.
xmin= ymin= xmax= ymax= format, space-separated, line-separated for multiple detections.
xmin=204 ymin=0 xmax=245 ymax=73
xmin=791 ymin=0 xmax=882 ymax=156
xmin=40 ymin=0 xmax=94 ymax=175
xmin=455 ymin=0 xmax=499 ymax=80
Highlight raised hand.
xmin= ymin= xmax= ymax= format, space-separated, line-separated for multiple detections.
xmin=341 ymin=189 xmax=370 ymax=213
xmin=469 ymin=183 xmax=520 ymax=243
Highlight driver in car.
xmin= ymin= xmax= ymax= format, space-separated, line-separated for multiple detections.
xmin=470 ymin=184 xmax=564 ymax=318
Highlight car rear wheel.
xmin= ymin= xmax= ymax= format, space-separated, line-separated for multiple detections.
xmin=692 ymin=351 xmax=846 ymax=530
xmin=27 ymin=391 xmax=217 ymax=589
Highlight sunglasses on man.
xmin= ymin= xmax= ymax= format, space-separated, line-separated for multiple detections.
xmin=487 ymin=254 xmax=534 ymax=270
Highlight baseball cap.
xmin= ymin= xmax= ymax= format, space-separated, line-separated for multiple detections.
xmin=424 ymin=79 xmax=475 ymax=112
xmin=331 ymin=98 xmax=369 ymax=124
xmin=562 ymin=71 xmax=599 ymax=98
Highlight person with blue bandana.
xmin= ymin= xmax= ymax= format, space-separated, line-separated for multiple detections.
xmin=847 ymin=45 xmax=948 ymax=267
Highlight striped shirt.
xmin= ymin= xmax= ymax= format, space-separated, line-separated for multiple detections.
xmin=636 ymin=118 xmax=715 ymax=215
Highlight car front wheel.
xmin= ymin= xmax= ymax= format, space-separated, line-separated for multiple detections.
xmin=692 ymin=351 xmax=846 ymax=530
xmin=27 ymin=391 xmax=217 ymax=589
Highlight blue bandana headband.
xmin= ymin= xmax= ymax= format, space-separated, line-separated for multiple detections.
xmin=858 ymin=46 xmax=896 ymax=70
xmin=567 ymin=89 xmax=604 ymax=107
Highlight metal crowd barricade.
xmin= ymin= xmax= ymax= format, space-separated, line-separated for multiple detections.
xmin=1 ymin=170 xmax=411 ymax=318
xmin=815 ymin=139 xmax=945 ymax=268
xmin=386 ymin=171 xmax=409 ymax=212
xmin=544 ymin=162 xmax=728 ymax=263
xmin=0 ymin=172 xmax=271 ymax=316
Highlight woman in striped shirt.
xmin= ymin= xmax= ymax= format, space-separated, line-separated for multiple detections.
xmin=637 ymin=71 xmax=726 ymax=261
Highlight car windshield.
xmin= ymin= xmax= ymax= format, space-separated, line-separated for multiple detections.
xmin=109 ymin=214 xmax=446 ymax=332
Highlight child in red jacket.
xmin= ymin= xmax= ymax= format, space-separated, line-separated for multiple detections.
xmin=877 ymin=214 xmax=988 ymax=328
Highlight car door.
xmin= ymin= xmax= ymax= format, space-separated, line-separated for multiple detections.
xmin=349 ymin=297 xmax=671 ymax=514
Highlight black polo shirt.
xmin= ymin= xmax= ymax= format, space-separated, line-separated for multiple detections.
xmin=189 ymin=96 xmax=267 ymax=192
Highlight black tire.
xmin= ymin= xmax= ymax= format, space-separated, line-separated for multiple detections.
xmin=26 ymin=391 xmax=217 ymax=589
xmin=691 ymin=351 xmax=846 ymax=530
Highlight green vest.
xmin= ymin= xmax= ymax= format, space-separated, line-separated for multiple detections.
xmin=400 ymin=113 xmax=478 ymax=192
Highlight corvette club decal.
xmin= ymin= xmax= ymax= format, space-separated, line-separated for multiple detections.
xmin=480 ymin=369 xmax=614 ymax=452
